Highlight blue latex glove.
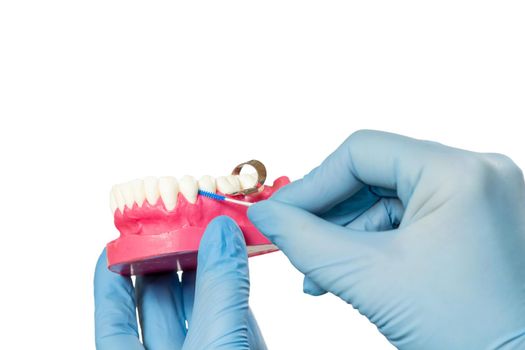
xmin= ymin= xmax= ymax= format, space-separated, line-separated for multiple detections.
xmin=248 ymin=130 xmax=525 ymax=349
xmin=94 ymin=216 xmax=266 ymax=350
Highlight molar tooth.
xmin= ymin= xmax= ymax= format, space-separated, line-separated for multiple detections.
xmin=143 ymin=177 xmax=160 ymax=205
xmin=159 ymin=176 xmax=179 ymax=211
xmin=198 ymin=175 xmax=216 ymax=193
xmin=110 ymin=190 xmax=117 ymax=213
xmin=120 ymin=182 xmax=135 ymax=209
xmin=131 ymin=179 xmax=146 ymax=206
xmin=216 ymin=175 xmax=241 ymax=194
xmin=111 ymin=185 xmax=126 ymax=213
xmin=179 ymin=175 xmax=198 ymax=204
xmin=239 ymin=173 xmax=257 ymax=190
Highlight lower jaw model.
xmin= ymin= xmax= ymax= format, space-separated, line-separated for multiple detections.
xmin=106 ymin=166 xmax=290 ymax=275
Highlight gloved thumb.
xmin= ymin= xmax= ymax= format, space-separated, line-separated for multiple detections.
xmin=183 ymin=215 xmax=250 ymax=350
xmin=248 ymin=199 xmax=387 ymax=298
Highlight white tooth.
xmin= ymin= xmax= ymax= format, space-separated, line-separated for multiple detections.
xmin=143 ymin=177 xmax=160 ymax=205
xmin=159 ymin=176 xmax=179 ymax=211
xmin=198 ymin=175 xmax=216 ymax=193
xmin=227 ymin=174 xmax=241 ymax=192
xmin=216 ymin=175 xmax=241 ymax=194
xmin=110 ymin=190 xmax=117 ymax=213
xmin=120 ymin=182 xmax=135 ymax=209
xmin=239 ymin=172 xmax=257 ymax=190
xmin=179 ymin=175 xmax=198 ymax=204
xmin=111 ymin=185 xmax=126 ymax=212
xmin=216 ymin=176 xmax=234 ymax=193
xmin=130 ymin=179 xmax=146 ymax=206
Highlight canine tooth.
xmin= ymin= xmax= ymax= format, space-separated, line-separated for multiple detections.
xmin=120 ymin=182 xmax=135 ymax=209
xmin=239 ymin=173 xmax=257 ymax=190
xmin=131 ymin=179 xmax=146 ymax=206
xmin=111 ymin=185 xmax=126 ymax=212
xmin=198 ymin=175 xmax=216 ymax=193
xmin=216 ymin=175 xmax=241 ymax=194
xmin=110 ymin=191 xmax=118 ymax=213
xmin=179 ymin=175 xmax=198 ymax=204
xmin=143 ymin=177 xmax=160 ymax=205
xmin=159 ymin=176 xmax=179 ymax=211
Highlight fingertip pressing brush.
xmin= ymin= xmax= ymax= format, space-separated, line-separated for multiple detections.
xmin=198 ymin=189 xmax=254 ymax=207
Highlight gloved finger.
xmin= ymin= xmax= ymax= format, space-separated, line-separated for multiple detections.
xmin=246 ymin=308 xmax=268 ymax=350
xmin=135 ymin=272 xmax=187 ymax=349
xmin=346 ymin=198 xmax=405 ymax=231
xmin=369 ymin=185 xmax=398 ymax=198
xmin=181 ymin=270 xmax=196 ymax=327
xmin=183 ymin=216 xmax=250 ymax=350
xmin=271 ymin=129 xmax=449 ymax=214
xmin=302 ymin=197 xmax=404 ymax=297
xmin=94 ymin=248 xmax=144 ymax=350
xmin=182 ymin=270 xmax=266 ymax=349
xmin=302 ymin=186 xmax=398 ymax=298
xmin=319 ymin=185 xmax=380 ymax=226
xmin=248 ymin=200 xmax=392 ymax=299
xmin=303 ymin=276 xmax=327 ymax=296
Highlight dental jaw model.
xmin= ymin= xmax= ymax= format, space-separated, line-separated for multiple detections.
xmin=106 ymin=160 xmax=290 ymax=275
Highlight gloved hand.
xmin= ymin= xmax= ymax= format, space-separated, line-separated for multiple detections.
xmin=248 ymin=130 xmax=525 ymax=350
xmin=94 ymin=216 xmax=266 ymax=350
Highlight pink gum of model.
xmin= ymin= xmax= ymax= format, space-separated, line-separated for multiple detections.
xmin=107 ymin=176 xmax=290 ymax=275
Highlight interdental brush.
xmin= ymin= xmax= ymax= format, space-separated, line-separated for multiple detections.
xmin=197 ymin=189 xmax=254 ymax=207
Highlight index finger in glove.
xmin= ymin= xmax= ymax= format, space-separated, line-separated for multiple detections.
xmin=272 ymin=129 xmax=453 ymax=213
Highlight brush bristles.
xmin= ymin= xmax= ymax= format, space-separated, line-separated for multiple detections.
xmin=198 ymin=190 xmax=225 ymax=201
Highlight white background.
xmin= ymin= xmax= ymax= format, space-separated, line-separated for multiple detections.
xmin=1 ymin=1 xmax=524 ymax=349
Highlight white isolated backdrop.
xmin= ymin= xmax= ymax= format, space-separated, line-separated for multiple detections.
xmin=1 ymin=1 xmax=524 ymax=349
